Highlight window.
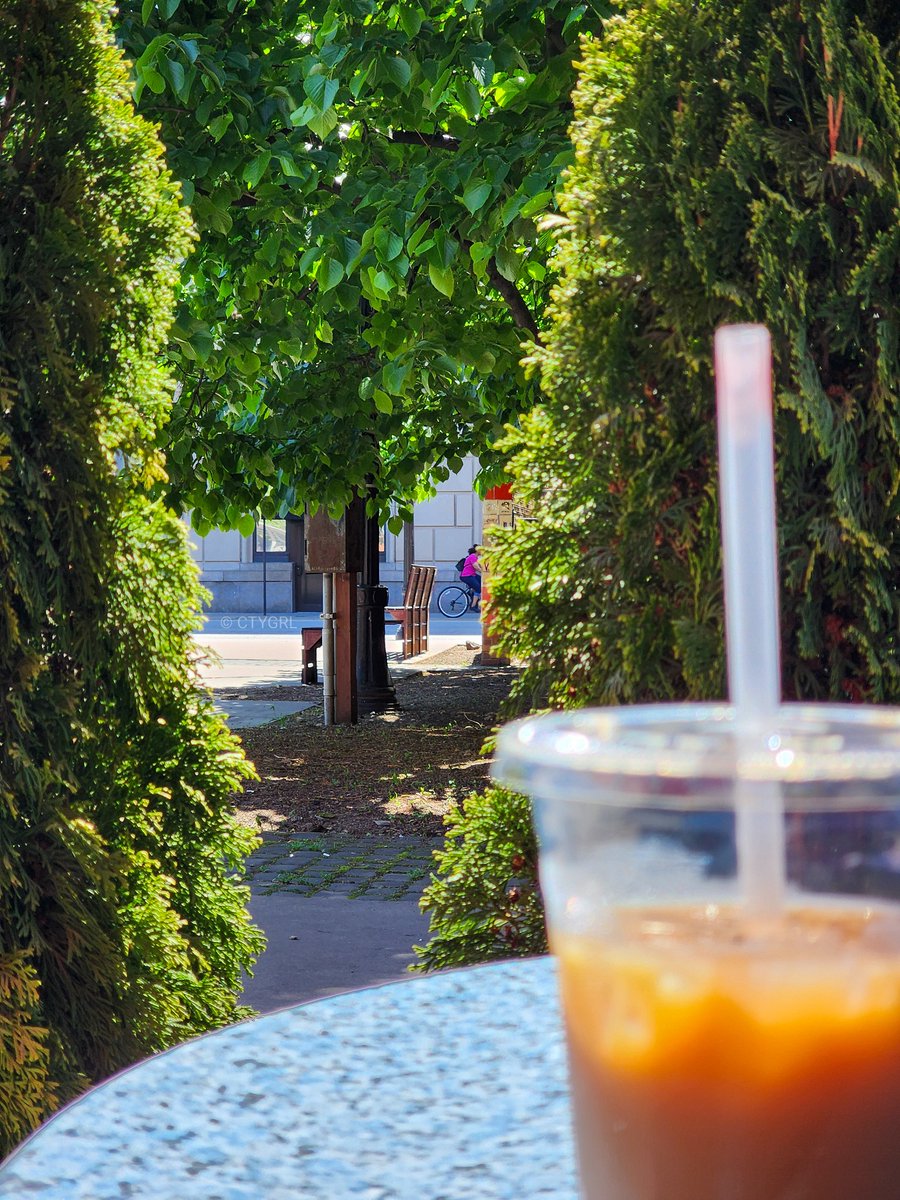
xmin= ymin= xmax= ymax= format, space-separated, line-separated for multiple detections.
xmin=253 ymin=519 xmax=288 ymax=559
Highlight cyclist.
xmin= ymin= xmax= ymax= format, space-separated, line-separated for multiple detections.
xmin=459 ymin=546 xmax=481 ymax=610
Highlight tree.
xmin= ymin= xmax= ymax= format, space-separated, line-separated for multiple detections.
xmin=0 ymin=0 xmax=263 ymax=1151
xmin=490 ymin=0 xmax=900 ymax=710
xmin=116 ymin=0 xmax=609 ymax=530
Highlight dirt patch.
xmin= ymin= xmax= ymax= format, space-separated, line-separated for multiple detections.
xmin=411 ymin=643 xmax=482 ymax=669
xmin=232 ymin=666 xmax=517 ymax=837
xmin=215 ymin=683 xmax=320 ymax=702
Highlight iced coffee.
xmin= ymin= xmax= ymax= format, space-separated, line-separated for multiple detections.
xmin=496 ymin=703 xmax=900 ymax=1200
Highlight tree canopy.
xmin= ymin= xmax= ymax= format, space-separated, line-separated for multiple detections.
xmin=117 ymin=0 xmax=608 ymax=531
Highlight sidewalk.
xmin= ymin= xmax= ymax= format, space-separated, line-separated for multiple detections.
xmin=239 ymin=832 xmax=439 ymax=1013
xmin=195 ymin=612 xmax=481 ymax=1011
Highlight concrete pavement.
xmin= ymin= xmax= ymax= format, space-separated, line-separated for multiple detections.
xmin=241 ymin=893 xmax=431 ymax=1012
xmin=195 ymin=612 xmax=480 ymax=1009
xmin=239 ymin=834 xmax=440 ymax=1011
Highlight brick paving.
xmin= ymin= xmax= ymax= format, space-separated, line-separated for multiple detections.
xmin=244 ymin=832 xmax=442 ymax=902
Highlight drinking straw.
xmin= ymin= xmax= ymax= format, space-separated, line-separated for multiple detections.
xmin=715 ymin=324 xmax=786 ymax=916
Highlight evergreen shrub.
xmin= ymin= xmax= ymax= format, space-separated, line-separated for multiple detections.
xmin=415 ymin=786 xmax=546 ymax=972
xmin=421 ymin=0 xmax=900 ymax=969
xmin=493 ymin=0 xmax=900 ymax=710
xmin=0 ymin=0 xmax=263 ymax=1151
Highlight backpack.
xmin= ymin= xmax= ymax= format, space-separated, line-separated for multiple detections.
xmin=455 ymin=556 xmax=467 ymax=573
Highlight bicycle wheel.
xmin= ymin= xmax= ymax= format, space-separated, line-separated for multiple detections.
xmin=438 ymin=585 xmax=470 ymax=617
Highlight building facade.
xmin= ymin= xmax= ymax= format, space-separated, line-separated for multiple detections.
xmin=187 ymin=456 xmax=483 ymax=612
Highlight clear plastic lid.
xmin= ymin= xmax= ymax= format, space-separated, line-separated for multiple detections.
xmin=493 ymin=703 xmax=900 ymax=808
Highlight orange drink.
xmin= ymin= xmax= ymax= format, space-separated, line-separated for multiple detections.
xmin=557 ymin=905 xmax=900 ymax=1200
xmin=495 ymin=704 xmax=900 ymax=1200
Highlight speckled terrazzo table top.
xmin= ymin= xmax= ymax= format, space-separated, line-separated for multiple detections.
xmin=0 ymin=956 xmax=577 ymax=1199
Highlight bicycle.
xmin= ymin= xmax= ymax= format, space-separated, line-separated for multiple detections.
xmin=436 ymin=579 xmax=480 ymax=617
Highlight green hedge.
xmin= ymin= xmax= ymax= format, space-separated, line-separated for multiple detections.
xmin=492 ymin=0 xmax=900 ymax=709
xmin=416 ymin=786 xmax=546 ymax=972
xmin=0 ymin=0 xmax=263 ymax=1151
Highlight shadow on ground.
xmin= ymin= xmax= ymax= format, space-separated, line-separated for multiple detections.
xmin=233 ymin=667 xmax=518 ymax=838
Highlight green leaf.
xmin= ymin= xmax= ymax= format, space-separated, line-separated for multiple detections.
xmin=387 ymin=514 xmax=405 ymax=535
xmin=494 ymin=244 xmax=519 ymax=282
xmin=237 ymin=513 xmax=256 ymax=537
xmin=563 ymin=4 xmax=587 ymax=35
xmin=304 ymin=74 xmax=339 ymax=112
xmin=407 ymin=222 xmax=432 ymax=255
xmin=428 ymin=262 xmax=454 ymax=298
xmin=191 ymin=332 xmax=214 ymax=363
xmin=458 ymin=79 xmax=481 ymax=120
xmin=375 ymin=228 xmax=404 ymax=262
xmin=278 ymin=338 xmax=307 ymax=361
xmin=276 ymin=153 xmax=303 ymax=177
xmin=500 ymin=192 xmax=526 ymax=226
xmin=299 ymin=245 xmax=321 ymax=274
xmin=208 ymin=113 xmax=233 ymax=142
xmin=316 ymin=319 xmax=334 ymax=344
xmin=141 ymin=0 xmax=155 ymax=23
xmin=373 ymin=269 xmax=395 ymax=294
xmin=428 ymin=229 xmax=458 ymax=269
xmin=136 ymin=34 xmax=171 ymax=69
xmin=142 ymin=67 xmax=166 ymax=94
xmin=192 ymin=512 xmax=212 ymax=538
xmin=462 ymin=179 xmax=491 ymax=214
xmin=384 ymin=56 xmax=411 ymax=90
xmin=398 ymin=5 xmax=424 ymax=37
xmin=315 ymin=6 xmax=340 ymax=44
xmin=382 ymin=360 xmax=409 ymax=394
xmin=306 ymin=107 xmax=339 ymax=139
xmin=318 ymin=257 xmax=344 ymax=291
xmin=349 ymin=58 xmax=374 ymax=101
xmin=164 ymin=58 xmax=186 ymax=98
xmin=191 ymin=195 xmax=232 ymax=234
xmin=341 ymin=236 xmax=363 ymax=267
xmin=234 ymin=350 xmax=261 ymax=375
xmin=319 ymin=43 xmax=349 ymax=69
xmin=468 ymin=239 xmax=492 ymax=279
xmin=374 ymin=389 xmax=393 ymax=414
xmin=470 ymin=46 xmax=493 ymax=87
xmin=289 ymin=103 xmax=316 ymax=126
xmin=519 ymin=190 xmax=553 ymax=219
xmin=243 ymin=151 xmax=272 ymax=188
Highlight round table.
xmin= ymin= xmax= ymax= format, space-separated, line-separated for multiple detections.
xmin=0 ymin=957 xmax=577 ymax=1198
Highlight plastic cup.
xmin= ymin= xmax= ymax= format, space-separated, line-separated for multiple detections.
xmin=494 ymin=703 xmax=900 ymax=1200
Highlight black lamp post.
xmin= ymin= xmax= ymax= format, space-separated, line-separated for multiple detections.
xmin=356 ymin=492 xmax=396 ymax=713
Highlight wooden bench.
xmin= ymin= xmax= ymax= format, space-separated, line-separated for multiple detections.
xmin=300 ymin=627 xmax=323 ymax=685
xmin=301 ymin=566 xmax=435 ymax=678
xmin=386 ymin=565 xmax=436 ymax=659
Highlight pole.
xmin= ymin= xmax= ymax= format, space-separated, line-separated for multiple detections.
xmin=403 ymin=518 xmax=415 ymax=587
xmin=261 ymin=516 xmax=268 ymax=616
xmin=356 ymin=494 xmax=396 ymax=714
xmin=322 ymin=572 xmax=335 ymax=726
xmin=333 ymin=570 xmax=358 ymax=725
